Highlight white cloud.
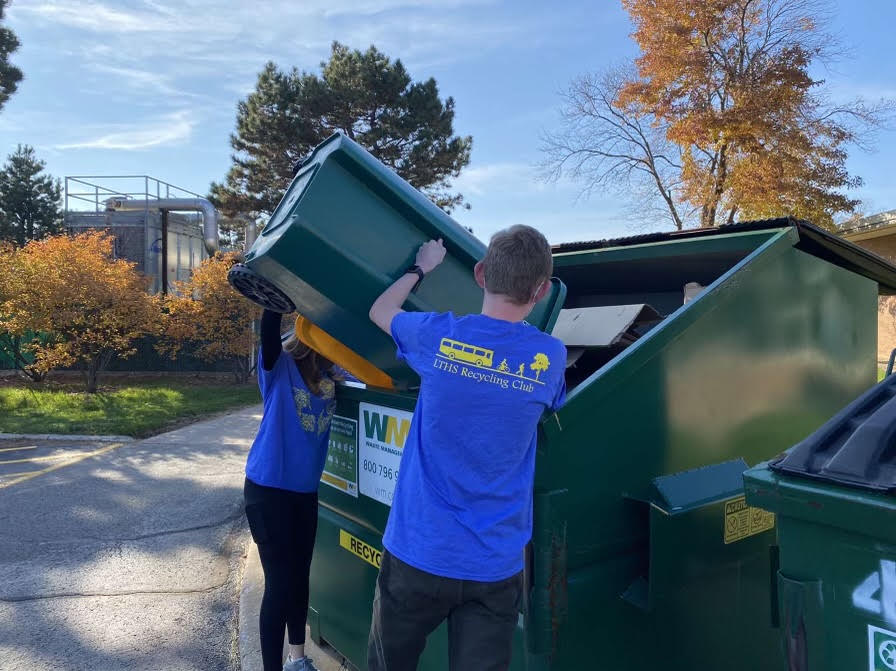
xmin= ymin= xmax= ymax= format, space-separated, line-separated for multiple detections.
xmin=85 ymin=64 xmax=200 ymax=99
xmin=56 ymin=112 xmax=196 ymax=150
xmin=12 ymin=1 xmax=190 ymax=33
xmin=11 ymin=0 xmax=526 ymax=75
xmin=453 ymin=162 xmax=536 ymax=196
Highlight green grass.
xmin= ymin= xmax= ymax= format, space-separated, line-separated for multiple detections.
xmin=0 ymin=377 xmax=260 ymax=438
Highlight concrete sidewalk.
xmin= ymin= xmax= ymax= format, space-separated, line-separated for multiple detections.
xmin=239 ymin=543 xmax=354 ymax=671
xmin=0 ymin=406 xmax=263 ymax=671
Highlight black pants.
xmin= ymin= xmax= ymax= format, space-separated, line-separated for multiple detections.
xmin=244 ymin=478 xmax=319 ymax=671
xmin=367 ymin=550 xmax=523 ymax=671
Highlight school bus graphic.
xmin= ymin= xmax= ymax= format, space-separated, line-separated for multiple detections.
xmin=438 ymin=338 xmax=494 ymax=367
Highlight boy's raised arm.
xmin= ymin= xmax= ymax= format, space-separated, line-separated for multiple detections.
xmin=369 ymin=239 xmax=446 ymax=334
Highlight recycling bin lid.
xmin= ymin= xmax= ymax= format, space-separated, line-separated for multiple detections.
xmin=770 ymin=374 xmax=896 ymax=491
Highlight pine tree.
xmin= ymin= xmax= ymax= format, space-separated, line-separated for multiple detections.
xmin=211 ymin=42 xmax=472 ymax=217
xmin=0 ymin=0 xmax=22 ymax=113
xmin=0 ymin=145 xmax=63 ymax=245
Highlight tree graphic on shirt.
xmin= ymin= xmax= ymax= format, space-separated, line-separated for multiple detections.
xmin=530 ymin=353 xmax=550 ymax=380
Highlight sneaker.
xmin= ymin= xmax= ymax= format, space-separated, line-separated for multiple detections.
xmin=283 ymin=655 xmax=319 ymax=671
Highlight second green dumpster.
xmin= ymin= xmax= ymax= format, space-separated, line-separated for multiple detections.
xmin=745 ymin=373 xmax=896 ymax=671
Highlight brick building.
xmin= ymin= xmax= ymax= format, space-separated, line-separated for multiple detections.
xmin=841 ymin=209 xmax=896 ymax=363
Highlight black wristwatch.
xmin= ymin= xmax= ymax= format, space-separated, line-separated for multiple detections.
xmin=405 ymin=265 xmax=426 ymax=293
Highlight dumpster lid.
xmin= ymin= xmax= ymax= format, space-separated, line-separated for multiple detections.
xmin=552 ymin=218 xmax=896 ymax=295
xmin=651 ymin=459 xmax=749 ymax=513
xmin=771 ymin=374 xmax=896 ymax=492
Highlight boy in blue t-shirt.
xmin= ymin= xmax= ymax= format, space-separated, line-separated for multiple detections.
xmin=367 ymin=225 xmax=567 ymax=671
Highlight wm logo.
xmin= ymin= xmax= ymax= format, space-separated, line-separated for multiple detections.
xmin=363 ymin=409 xmax=410 ymax=448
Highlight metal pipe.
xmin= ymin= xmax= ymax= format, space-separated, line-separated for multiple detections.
xmin=105 ymin=197 xmax=219 ymax=254
xmin=161 ymin=210 xmax=169 ymax=294
xmin=240 ymin=215 xmax=258 ymax=250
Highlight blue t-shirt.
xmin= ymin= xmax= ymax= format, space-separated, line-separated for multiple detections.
xmin=245 ymin=344 xmax=337 ymax=493
xmin=383 ymin=311 xmax=567 ymax=581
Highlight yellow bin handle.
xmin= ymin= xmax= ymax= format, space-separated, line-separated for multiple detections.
xmin=294 ymin=315 xmax=394 ymax=390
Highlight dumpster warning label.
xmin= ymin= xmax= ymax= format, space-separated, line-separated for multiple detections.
xmin=868 ymin=624 xmax=896 ymax=670
xmin=339 ymin=529 xmax=382 ymax=569
xmin=723 ymin=497 xmax=775 ymax=544
xmin=321 ymin=415 xmax=358 ymax=497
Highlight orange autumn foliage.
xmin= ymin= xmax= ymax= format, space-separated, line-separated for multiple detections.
xmin=0 ymin=232 xmax=159 ymax=392
xmin=543 ymin=0 xmax=890 ymax=232
xmin=160 ymin=252 xmax=261 ymax=383
xmin=619 ymin=0 xmax=877 ymax=229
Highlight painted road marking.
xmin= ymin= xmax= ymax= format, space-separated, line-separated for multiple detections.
xmin=0 ymin=443 xmax=127 ymax=490
xmin=0 ymin=451 xmax=96 ymax=465
xmin=0 ymin=445 xmax=37 ymax=453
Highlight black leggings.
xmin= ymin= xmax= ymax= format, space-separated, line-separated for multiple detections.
xmin=244 ymin=477 xmax=319 ymax=671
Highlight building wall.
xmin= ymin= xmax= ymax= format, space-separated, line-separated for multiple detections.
xmin=853 ymin=236 xmax=896 ymax=261
xmin=65 ymin=210 xmax=207 ymax=294
xmin=844 ymin=232 xmax=896 ymax=363
xmin=879 ymin=297 xmax=896 ymax=365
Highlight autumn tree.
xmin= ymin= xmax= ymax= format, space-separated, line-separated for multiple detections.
xmin=159 ymin=252 xmax=261 ymax=384
xmin=0 ymin=145 xmax=63 ymax=244
xmin=0 ymin=232 xmax=158 ymax=392
xmin=543 ymin=0 xmax=891 ymax=230
xmin=0 ymin=0 xmax=22 ymax=114
xmin=210 ymin=42 xmax=472 ymax=218
xmin=0 ymin=241 xmax=44 ymax=380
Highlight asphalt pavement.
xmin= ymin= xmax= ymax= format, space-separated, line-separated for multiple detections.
xmin=0 ymin=407 xmax=263 ymax=671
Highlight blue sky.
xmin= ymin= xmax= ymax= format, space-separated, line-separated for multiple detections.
xmin=1 ymin=0 xmax=894 ymax=243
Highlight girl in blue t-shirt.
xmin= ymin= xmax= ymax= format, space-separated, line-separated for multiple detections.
xmin=244 ymin=309 xmax=337 ymax=671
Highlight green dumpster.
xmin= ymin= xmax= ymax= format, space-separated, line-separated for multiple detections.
xmin=745 ymin=374 xmax=896 ymax=671
xmin=230 ymin=132 xmax=896 ymax=670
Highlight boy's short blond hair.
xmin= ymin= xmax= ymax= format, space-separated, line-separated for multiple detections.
xmin=481 ymin=225 xmax=553 ymax=305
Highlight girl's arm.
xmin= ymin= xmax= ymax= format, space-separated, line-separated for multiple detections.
xmin=260 ymin=310 xmax=284 ymax=372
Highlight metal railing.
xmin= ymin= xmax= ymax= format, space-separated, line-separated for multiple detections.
xmin=64 ymin=175 xmax=205 ymax=214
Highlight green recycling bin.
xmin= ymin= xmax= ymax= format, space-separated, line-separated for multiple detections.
xmin=745 ymin=374 xmax=896 ymax=671
xmin=228 ymin=132 xmax=561 ymax=387
xmin=229 ymin=132 xmax=896 ymax=670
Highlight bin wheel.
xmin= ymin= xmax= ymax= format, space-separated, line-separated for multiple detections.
xmin=227 ymin=264 xmax=295 ymax=314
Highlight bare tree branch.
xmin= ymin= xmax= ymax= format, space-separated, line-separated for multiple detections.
xmin=540 ymin=65 xmax=689 ymax=230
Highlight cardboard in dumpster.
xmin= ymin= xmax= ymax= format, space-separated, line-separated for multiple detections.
xmin=552 ymin=304 xmax=663 ymax=367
